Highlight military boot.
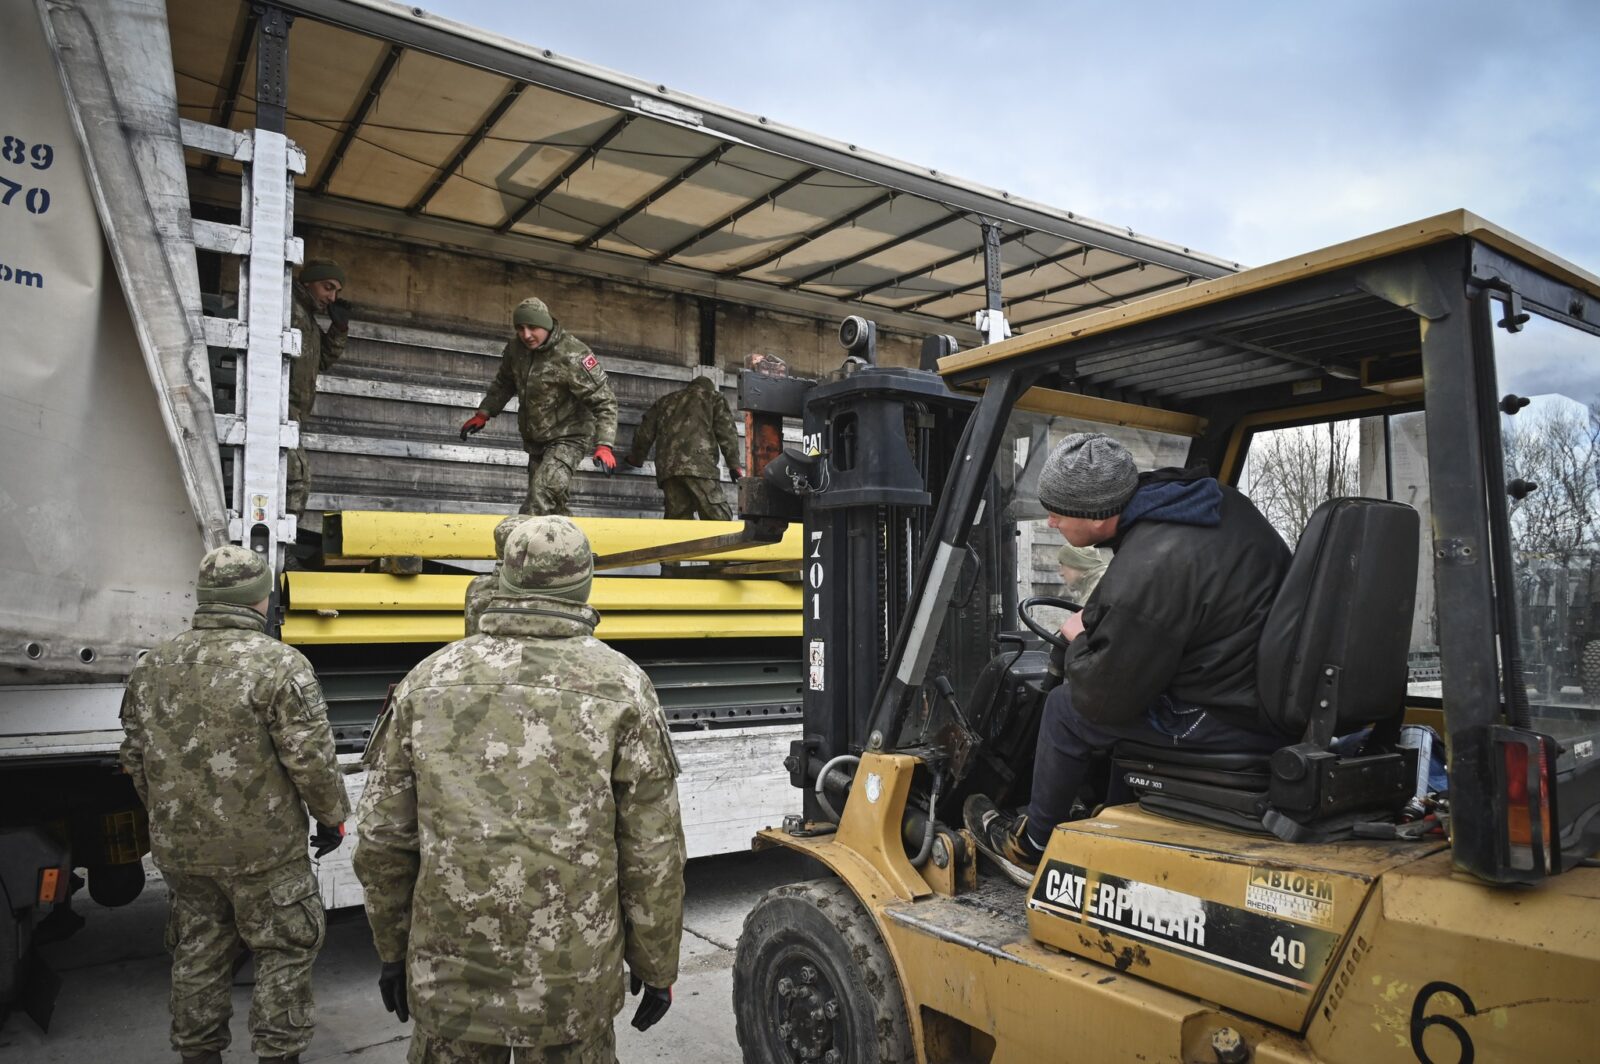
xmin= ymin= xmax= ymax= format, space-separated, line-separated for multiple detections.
xmin=180 ymin=1053 xmax=222 ymax=1064
xmin=258 ymin=1057 xmax=299 ymax=1064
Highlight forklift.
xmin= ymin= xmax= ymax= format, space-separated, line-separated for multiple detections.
xmin=728 ymin=211 xmax=1600 ymax=1063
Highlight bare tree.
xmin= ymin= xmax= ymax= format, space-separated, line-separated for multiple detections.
xmin=1241 ymin=420 xmax=1361 ymax=545
xmin=1503 ymin=401 xmax=1600 ymax=561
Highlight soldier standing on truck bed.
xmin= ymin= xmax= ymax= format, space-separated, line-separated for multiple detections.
xmin=355 ymin=516 xmax=686 ymax=1063
xmin=462 ymin=514 xmax=531 ymax=637
xmin=119 ymin=545 xmax=350 ymax=1064
xmin=287 ymin=258 xmax=355 ymax=518
xmin=624 ymin=371 xmax=745 ymax=520
xmin=459 ymin=297 xmax=620 ymax=516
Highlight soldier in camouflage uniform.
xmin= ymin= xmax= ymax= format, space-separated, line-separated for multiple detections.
xmin=625 ymin=373 xmax=745 ymax=520
xmin=462 ymin=514 xmax=532 ymax=637
xmin=287 ymin=258 xmax=354 ymax=518
xmin=119 ymin=546 xmax=351 ymax=1064
xmin=355 ymin=516 xmax=685 ymax=1063
xmin=460 ymin=298 xmax=620 ymax=516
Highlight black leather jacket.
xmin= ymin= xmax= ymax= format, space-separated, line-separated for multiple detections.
xmin=1064 ymin=471 xmax=1292 ymax=729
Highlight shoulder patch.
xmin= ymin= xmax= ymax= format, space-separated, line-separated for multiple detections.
xmin=581 ymin=352 xmax=600 ymax=374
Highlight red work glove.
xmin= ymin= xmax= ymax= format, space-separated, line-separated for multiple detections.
xmin=593 ymin=444 xmax=617 ymax=475
xmin=460 ymin=411 xmax=489 ymax=441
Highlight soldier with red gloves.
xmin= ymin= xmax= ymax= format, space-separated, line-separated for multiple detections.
xmin=461 ymin=297 xmax=620 ymax=515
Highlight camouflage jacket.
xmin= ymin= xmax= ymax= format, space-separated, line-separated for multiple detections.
xmin=626 ymin=377 xmax=741 ymax=482
xmin=119 ymin=602 xmax=350 ymax=876
xmin=289 ymin=284 xmax=347 ymax=424
xmin=461 ymin=570 xmax=497 ymax=637
xmin=354 ymin=593 xmax=685 ymax=1046
xmin=477 ymin=324 xmax=618 ymax=450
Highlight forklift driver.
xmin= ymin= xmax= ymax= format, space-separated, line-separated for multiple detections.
xmin=965 ymin=432 xmax=1293 ymax=877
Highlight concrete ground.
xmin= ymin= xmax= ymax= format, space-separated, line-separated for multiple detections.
xmin=1 ymin=848 xmax=819 ymax=1063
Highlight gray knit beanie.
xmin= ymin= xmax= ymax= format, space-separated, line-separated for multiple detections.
xmin=1038 ymin=433 xmax=1138 ymax=519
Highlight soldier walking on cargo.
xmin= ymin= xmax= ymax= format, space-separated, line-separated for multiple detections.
xmin=355 ymin=516 xmax=686 ymax=1063
xmin=119 ymin=545 xmax=351 ymax=1064
xmin=462 ymin=514 xmax=531 ymax=636
xmin=287 ymin=258 xmax=355 ymax=518
xmin=624 ymin=372 xmax=745 ymax=520
xmin=460 ymin=298 xmax=620 ymax=516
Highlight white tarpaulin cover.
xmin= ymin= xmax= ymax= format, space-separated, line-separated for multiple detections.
xmin=0 ymin=12 xmax=203 ymax=684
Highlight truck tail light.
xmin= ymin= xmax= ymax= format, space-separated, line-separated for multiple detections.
xmin=1501 ymin=733 xmax=1556 ymax=874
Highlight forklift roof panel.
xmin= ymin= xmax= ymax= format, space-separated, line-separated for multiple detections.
xmin=938 ymin=210 xmax=1600 ymax=377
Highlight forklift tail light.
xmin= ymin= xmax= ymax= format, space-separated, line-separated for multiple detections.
xmin=1501 ymin=733 xmax=1555 ymax=874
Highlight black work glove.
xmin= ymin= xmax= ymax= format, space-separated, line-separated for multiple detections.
xmin=629 ymin=971 xmax=672 ymax=1031
xmin=310 ymin=821 xmax=344 ymax=858
xmin=378 ymin=960 xmax=409 ymax=1023
xmin=328 ymin=298 xmax=353 ymax=330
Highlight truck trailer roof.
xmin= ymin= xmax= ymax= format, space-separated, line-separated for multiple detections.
xmin=171 ymin=0 xmax=1239 ymax=339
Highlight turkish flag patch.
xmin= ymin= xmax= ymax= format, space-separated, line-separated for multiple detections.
xmin=582 ymin=353 xmax=600 ymax=372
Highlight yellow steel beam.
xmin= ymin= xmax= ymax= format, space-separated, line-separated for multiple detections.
xmin=329 ymin=512 xmax=802 ymax=561
xmin=284 ymin=572 xmax=801 ymax=612
xmin=281 ymin=610 xmax=801 ymax=645
xmin=1010 ymin=386 xmax=1208 ymax=437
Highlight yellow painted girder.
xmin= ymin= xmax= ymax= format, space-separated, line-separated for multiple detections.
xmin=284 ymin=572 xmax=801 ymax=612
xmin=281 ymin=610 xmax=801 ymax=645
xmin=330 ymin=512 xmax=802 ymax=561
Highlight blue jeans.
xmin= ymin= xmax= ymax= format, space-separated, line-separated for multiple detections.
xmin=1024 ymin=683 xmax=1284 ymax=852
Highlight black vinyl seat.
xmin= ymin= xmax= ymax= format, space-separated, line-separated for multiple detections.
xmin=1113 ymin=497 xmax=1422 ymax=841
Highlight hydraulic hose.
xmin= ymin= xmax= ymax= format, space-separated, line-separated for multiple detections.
xmin=814 ymin=753 xmax=859 ymax=823
xmin=908 ymin=768 xmax=945 ymax=868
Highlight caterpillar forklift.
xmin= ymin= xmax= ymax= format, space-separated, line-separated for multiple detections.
xmin=729 ymin=211 xmax=1600 ymax=1063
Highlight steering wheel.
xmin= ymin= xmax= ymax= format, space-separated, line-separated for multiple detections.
xmin=1018 ymin=595 xmax=1083 ymax=650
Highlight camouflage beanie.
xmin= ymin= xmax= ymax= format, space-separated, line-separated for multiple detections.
xmin=512 ymin=297 xmax=554 ymax=332
xmin=195 ymin=545 xmax=272 ymax=605
xmin=300 ymin=258 xmax=346 ymax=287
xmin=500 ymin=516 xmax=594 ymax=602
xmin=492 ymin=514 xmax=533 ymax=560
xmin=692 ymin=374 xmax=717 ymax=393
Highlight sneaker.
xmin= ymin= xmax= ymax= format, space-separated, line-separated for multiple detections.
xmin=963 ymin=794 xmax=1041 ymax=887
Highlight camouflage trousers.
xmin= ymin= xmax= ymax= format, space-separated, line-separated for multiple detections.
xmin=661 ymin=476 xmax=732 ymax=521
xmin=407 ymin=1025 xmax=616 ymax=1064
xmin=161 ymin=857 xmax=325 ymax=1058
xmin=286 ymin=444 xmax=311 ymax=518
xmin=520 ymin=441 xmax=586 ymax=516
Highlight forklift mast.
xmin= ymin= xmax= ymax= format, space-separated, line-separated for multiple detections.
xmin=741 ymin=336 xmax=1012 ymax=821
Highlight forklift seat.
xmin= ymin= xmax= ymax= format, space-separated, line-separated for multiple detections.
xmin=1114 ymin=497 xmax=1422 ymax=841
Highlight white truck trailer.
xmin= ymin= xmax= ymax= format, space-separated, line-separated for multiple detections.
xmin=0 ymin=0 xmax=1234 ymax=1026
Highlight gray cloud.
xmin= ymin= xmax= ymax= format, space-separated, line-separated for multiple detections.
xmin=421 ymin=0 xmax=1600 ymax=271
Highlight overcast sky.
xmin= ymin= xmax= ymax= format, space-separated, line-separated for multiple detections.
xmin=415 ymin=0 xmax=1599 ymax=273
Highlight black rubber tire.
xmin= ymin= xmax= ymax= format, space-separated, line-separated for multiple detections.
xmin=86 ymin=862 xmax=145 ymax=908
xmin=733 ymin=878 xmax=914 ymax=1064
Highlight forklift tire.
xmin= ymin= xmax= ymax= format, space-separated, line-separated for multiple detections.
xmin=86 ymin=862 xmax=145 ymax=908
xmin=733 ymin=878 xmax=914 ymax=1064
